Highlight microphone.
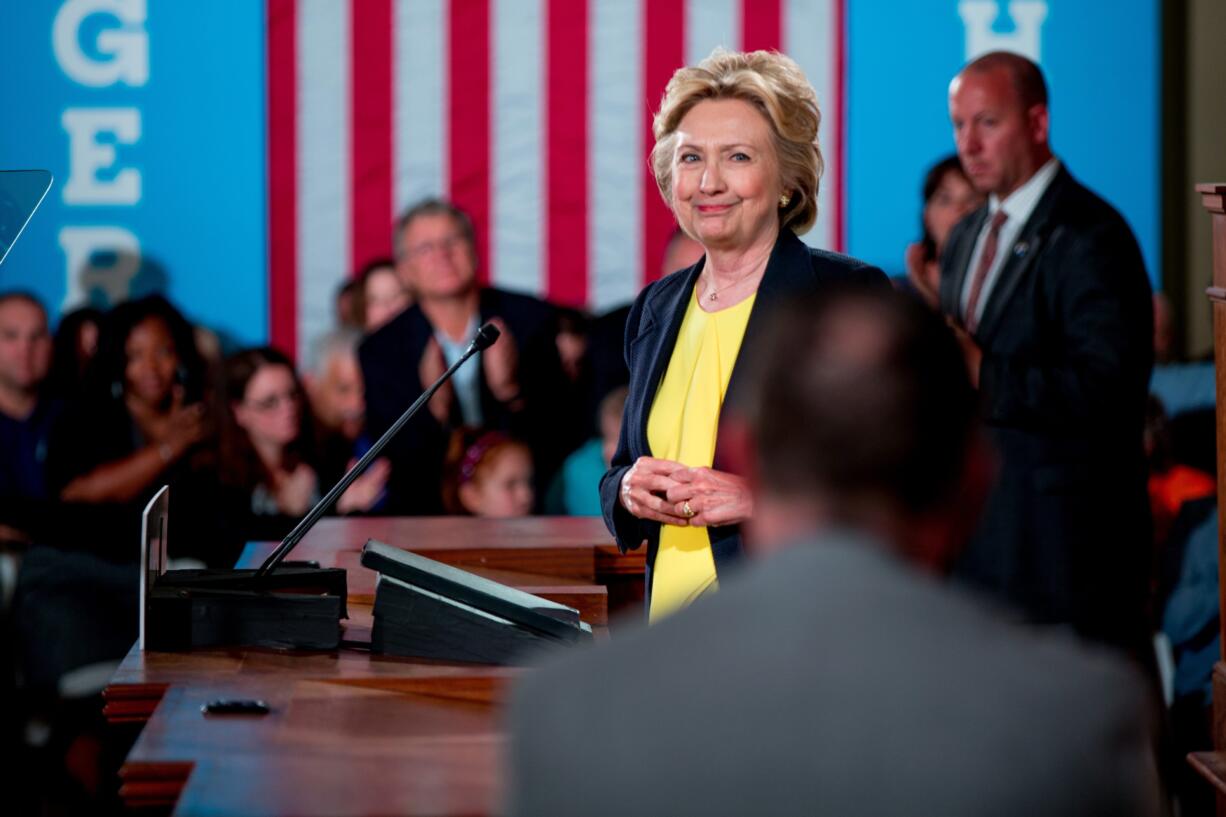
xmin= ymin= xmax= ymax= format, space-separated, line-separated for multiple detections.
xmin=255 ymin=321 xmax=502 ymax=576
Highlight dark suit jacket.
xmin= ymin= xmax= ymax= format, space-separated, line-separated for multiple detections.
xmin=358 ymin=288 xmax=572 ymax=514
xmin=599 ymin=229 xmax=886 ymax=583
xmin=507 ymin=532 xmax=1162 ymax=817
xmin=939 ymin=165 xmax=1154 ymax=651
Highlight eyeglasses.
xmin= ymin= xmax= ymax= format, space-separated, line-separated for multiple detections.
xmin=244 ymin=388 xmax=300 ymax=413
xmin=404 ymin=233 xmax=468 ymax=260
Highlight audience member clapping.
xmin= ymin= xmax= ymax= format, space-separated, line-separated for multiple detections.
xmin=359 ymin=198 xmax=573 ymax=514
xmin=304 ymin=328 xmax=391 ymax=509
xmin=220 ymin=347 xmax=387 ymax=541
xmin=43 ymin=295 xmax=223 ymax=561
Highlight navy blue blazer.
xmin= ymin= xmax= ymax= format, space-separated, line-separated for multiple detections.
xmin=938 ymin=166 xmax=1154 ymax=652
xmin=599 ymin=228 xmax=887 ymax=584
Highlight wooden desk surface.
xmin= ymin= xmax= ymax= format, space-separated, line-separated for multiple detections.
xmin=109 ymin=516 xmax=639 ymax=816
xmin=239 ymin=515 xmax=644 ymax=581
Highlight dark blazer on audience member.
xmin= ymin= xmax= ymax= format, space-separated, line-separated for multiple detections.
xmin=358 ymin=287 xmax=570 ymax=514
xmin=599 ymin=229 xmax=886 ymax=583
xmin=508 ymin=532 xmax=1162 ymax=817
xmin=938 ymin=165 xmax=1154 ymax=652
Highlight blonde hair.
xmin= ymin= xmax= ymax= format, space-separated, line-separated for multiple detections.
xmin=650 ymin=49 xmax=823 ymax=235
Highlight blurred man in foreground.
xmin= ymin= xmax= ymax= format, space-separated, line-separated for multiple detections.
xmin=507 ymin=289 xmax=1162 ymax=817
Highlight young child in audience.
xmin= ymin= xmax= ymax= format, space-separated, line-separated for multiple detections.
xmin=442 ymin=428 xmax=534 ymax=518
xmin=545 ymin=386 xmax=627 ymax=516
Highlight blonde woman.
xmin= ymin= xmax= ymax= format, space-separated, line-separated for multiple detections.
xmin=601 ymin=49 xmax=887 ymax=621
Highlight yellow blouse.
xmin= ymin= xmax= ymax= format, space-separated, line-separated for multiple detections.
xmin=646 ymin=289 xmax=756 ymax=622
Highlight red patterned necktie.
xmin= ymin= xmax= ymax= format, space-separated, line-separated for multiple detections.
xmin=963 ymin=209 xmax=1009 ymax=333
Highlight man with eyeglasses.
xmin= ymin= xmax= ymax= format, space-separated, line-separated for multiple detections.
xmin=358 ymin=198 xmax=572 ymax=514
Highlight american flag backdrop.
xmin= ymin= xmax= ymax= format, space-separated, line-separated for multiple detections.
xmin=266 ymin=0 xmax=846 ymax=362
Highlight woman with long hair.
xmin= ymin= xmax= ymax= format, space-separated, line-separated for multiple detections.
xmin=221 ymin=347 xmax=387 ymax=540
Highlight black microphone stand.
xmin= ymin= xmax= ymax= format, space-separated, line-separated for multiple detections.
xmin=256 ymin=322 xmax=501 ymax=577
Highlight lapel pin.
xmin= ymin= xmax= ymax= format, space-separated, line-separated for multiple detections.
xmin=1013 ymin=241 xmax=1029 ymax=257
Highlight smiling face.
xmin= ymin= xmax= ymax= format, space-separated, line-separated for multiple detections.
xmin=948 ymin=67 xmax=1049 ymax=200
xmin=124 ymin=316 xmax=178 ymax=408
xmin=670 ymin=98 xmax=783 ymax=253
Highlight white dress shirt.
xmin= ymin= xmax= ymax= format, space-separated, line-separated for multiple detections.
xmin=960 ymin=157 xmax=1061 ymax=325
xmin=436 ymin=314 xmax=482 ymax=425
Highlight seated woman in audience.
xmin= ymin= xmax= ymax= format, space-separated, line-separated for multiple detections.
xmin=45 ymin=294 xmax=224 ymax=562
xmin=18 ymin=295 xmax=225 ymax=700
xmin=220 ymin=347 xmax=387 ymax=541
xmin=903 ymin=154 xmax=983 ymax=307
xmin=442 ymin=428 xmax=534 ymax=518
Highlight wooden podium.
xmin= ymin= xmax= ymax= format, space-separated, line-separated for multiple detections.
xmin=104 ymin=516 xmax=644 ymax=816
xmin=1188 ymin=184 xmax=1226 ymax=807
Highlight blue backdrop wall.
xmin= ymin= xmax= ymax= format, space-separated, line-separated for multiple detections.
xmin=846 ymin=0 xmax=1161 ymax=282
xmin=0 ymin=1 xmax=267 ymax=345
xmin=0 ymin=1 xmax=1161 ymax=345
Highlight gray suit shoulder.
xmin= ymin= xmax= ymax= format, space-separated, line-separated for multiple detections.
xmin=506 ymin=539 xmax=1162 ymax=817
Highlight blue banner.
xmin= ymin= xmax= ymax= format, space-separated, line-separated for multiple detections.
xmin=846 ymin=0 xmax=1161 ymax=285
xmin=0 ymin=1 xmax=267 ymax=346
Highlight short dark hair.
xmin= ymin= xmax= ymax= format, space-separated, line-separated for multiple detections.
xmin=747 ymin=288 xmax=977 ymax=515
xmin=0 ymin=290 xmax=47 ymax=316
xmin=962 ymin=51 xmax=1048 ymax=109
xmin=393 ymin=198 xmax=476 ymax=259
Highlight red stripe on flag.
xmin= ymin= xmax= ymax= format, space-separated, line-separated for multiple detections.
xmin=546 ymin=0 xmax=588 ymax=307
xmin=641 ymin=0 xmax=685 ymax=287
xmin=350 ymin=0 xmax=394 ymax=272
xmin=833 ymin=0 xmax=846 ymax=251
xmin=267 ymin=0 xmax=297 ymax=358
xmin=448 ymin=0 xmax=492 ymax=284
xmin=740 ymin=0 xmax=781 ymax=52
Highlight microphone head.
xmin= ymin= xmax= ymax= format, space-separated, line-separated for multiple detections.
xmin=473 ymin=322 xmax=501 ymax=351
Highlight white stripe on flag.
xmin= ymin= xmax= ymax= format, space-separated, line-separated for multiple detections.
xmin=687 ymin=0 xmax=739 ymax=65
xmin=297 ymin=0 xmax=350 ymax=362
xmin=491 ymin=0 xmax=544 ymax=294
xmin=589 ymin=0 xmax=643 ymax=312
xmin=785 ymin=0 xmax=836 ymax=250
xmin=394 ymin=0 xmax=447 ymax=217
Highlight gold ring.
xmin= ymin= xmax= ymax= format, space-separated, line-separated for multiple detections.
xmin=682 ymin=501 xmax=695 ymax=518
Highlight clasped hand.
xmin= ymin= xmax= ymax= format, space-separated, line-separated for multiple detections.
xmin=619 ymin=456 xmax=752 ymax=528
